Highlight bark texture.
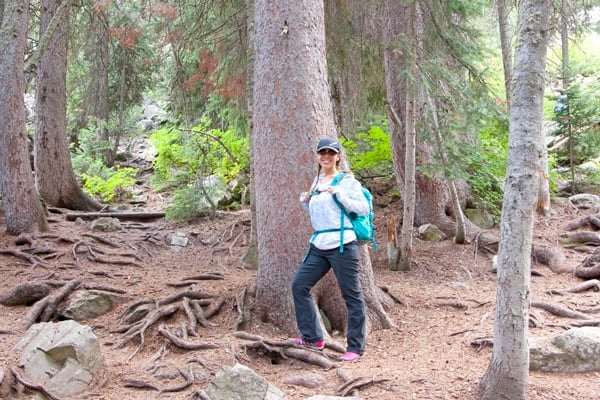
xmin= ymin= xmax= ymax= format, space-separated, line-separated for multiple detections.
xmin=480 ymin=1 xmax=551 ymax=398
xmin=34 ymin=0 xmax=101 ymax=211
xmin=0 ymin=0 xmax=48 ymax=234
xmin=252 ymin=0 xmax=390 ymax=334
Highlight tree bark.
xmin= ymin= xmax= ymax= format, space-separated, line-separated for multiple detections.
xmin=34 ymin=0 xmax=102 ymax=211
xmin=0 ymin=0 xmax=49 ymax=235
xmin=383 ymin=0 xmax=456 ymax=237
xmin=252 ymin=0 xmax=390 ymax=334
xmin=480 ymin=1 xmax=551 ymax=398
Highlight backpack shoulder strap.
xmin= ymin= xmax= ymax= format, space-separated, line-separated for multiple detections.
xmin=330 ymin=172 xmax=346 ymax=187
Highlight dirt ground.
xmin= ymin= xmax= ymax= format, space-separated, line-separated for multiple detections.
xmin=1 ymin=185 xmax=600 ymax=400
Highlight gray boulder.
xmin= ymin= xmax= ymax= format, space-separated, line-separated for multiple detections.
xmin=14 ymin=320 xmax=104 ymax=397
xmin=60 ymin=289 xmax=130 ymax=320
xmin=202 ymin=363 xmax=286 ymax=400
xmin=529 ymin=327 xmax=600 ymax=373
xmin=417 ymin=223 xmax=446 ymax=242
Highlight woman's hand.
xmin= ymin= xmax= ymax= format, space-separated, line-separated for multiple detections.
xmin=300 ymin=192 xmax=310 ymax=202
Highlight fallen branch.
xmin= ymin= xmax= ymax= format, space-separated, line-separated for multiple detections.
xmin=66 ymin=211 xmax=166 ymax=221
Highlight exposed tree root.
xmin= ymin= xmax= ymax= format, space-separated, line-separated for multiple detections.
xmin=561 ymin=231 xmax=600 ymax=247
xmin=573 ymin=251 xmax=600 ymax=279
xmin=470 ymin=336 xmax=494 ymax=352
xmin=336 ymin=375 xmax=391 ymax=397
xmin=233 ymin=331 xmax=337 ymax=369
xmin=10 ymin=366 xmax=62 ymax=400
xmin=0 ymin=249 xmax=51 ymax=269
xmin=531 ymin=301 xmax=592 ymax=320
xmin=565 ymin=213 xmax=600 ymax=231
xmin=158 ymin=324 xmax=219 ymax=350
xmin=65 ymin=211 xmax=166 ymax=221
xmin=547 ymin=279 xmax=600 ymax=295
xmin=40 ymin=279 xmax=81 ymax=322
xmin=0 ymin=282 xmax=51 ymax=306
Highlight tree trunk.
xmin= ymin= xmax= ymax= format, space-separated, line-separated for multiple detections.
xmin=0 ymin=0 xmax=48 ymax=235
xmin=34 ymin=0 xmax=102 ymax=211
xmin=383 ymin=0 xmax=455 ymax=237
xmin=241 ymin=0 xmax=258 ymax=269
xmin=252 ymin=0 xmax=390 ymax=334
xmin=496 ymin=0 xmax=513 ymax=111
xmin=480 ymin=1 xmax=551 ymax=398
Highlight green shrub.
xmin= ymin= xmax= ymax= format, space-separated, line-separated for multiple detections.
xmin=341 ymin=122 xmax=393 ymax=179
xmin=82 ymin=167 xmax=138 ymax=203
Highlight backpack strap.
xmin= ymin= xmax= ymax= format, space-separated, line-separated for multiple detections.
xmin=330 ymin=172 xmax=349 ymax=253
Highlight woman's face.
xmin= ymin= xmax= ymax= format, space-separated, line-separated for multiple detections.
xmin=317 ymin=149 xmax=339 ymax=169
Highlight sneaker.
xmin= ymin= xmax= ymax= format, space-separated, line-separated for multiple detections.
xmin=338 ymin=351 xmax=361 ymax=362
xmin=290 ymin=338 xmax=325 ymax=350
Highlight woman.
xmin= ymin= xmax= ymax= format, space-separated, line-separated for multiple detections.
xmin=291 ymin=137 xmax=369 ymax=362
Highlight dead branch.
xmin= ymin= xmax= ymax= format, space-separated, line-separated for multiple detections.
xmin=0 ymin=282 xmax=51 ymax=306
xmin=157 ymin=324 xmax=219 ymax=350
xmin=546 ymin=279 xmax=600 ymax=295
xmin=11 ymin=367 xmax=62 ymax=400
xmin=40 ymin=279 xmax=81 ymax=322
xmin=531 ymin=301 xmax=592 ymax=320
xmin=66 ymin=211 xmax=165 ymax=221
xmin=378 ymin=286 xmax=405 ymax=305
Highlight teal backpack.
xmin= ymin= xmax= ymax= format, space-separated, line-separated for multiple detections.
xmin=330 ymin=172 xmax=377 ymax=252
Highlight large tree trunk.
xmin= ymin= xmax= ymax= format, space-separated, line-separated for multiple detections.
xmin=0 ymin=0 xmax=48 ymax=234
xmin=252 ymin=0 xmax=391 ymax=334
xmin=480 ymin=1 xmax=551 ymax=398
xmin=34 ymin=0 xmax=102 ymax=211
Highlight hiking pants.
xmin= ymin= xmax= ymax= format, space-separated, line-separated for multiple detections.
xmin=291 ymin=241 xmax=366 ymax=355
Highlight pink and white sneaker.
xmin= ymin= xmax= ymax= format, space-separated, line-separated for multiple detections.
xmin=338 ymin=351 xmax=361 ymax=362
xmin=290 ymin=338 xmax=325 ymax=350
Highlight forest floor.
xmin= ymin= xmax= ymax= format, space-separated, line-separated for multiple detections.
xmin=1 ymin=179 xmax=600 ymax=400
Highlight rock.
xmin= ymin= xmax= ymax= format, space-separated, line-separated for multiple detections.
xmin=282 ymin=373 xmax=325 ymax=388
xmin=464 ymin=208 xmax=495 ymax=229
xmin=90 ymin=217 xmax=121 ymax=232
xmin=13 ymin=320 xmax=104 ymax=398
xmin=203 ymin=363 xmax=286 ymax=400
xmin=417 ymin=224 xmax=446 ymax=242
xmin=529 ymin=327 xmax=600 ymax=373
xmin=170 ymin=232 xmax=189 ymax=247
xmin=306 ymin=396 xmax=363 ymax=400
xmin=60 ymin=290 xmax=130 ymax=321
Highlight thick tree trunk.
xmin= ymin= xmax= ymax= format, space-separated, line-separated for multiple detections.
xmin=34 ymin=0 xmax=102 ymax=211
xmin=0 ymin=0 xmax=48 ymax=235
xmin=252 ymin=0 xmax=390 ymax=334
xmin=480 ymin=1 xmax=551 ymax=398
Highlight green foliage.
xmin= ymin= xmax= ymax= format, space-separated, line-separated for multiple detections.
xmin=341 ymin=122 xmax=393 ymax=179
xmin=149 ymin=117 xmax=249 ymax=220
xmin=82 ymin=167 xmax=137 ymax=203
xmin=550 ymin=79 xmax=600 ymax=166
xmin=463 ymin=118 xmax=508 ymax=217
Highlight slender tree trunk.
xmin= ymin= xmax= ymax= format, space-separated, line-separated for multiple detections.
xmin=480 ymin=1 xmax=551 ymax=398
xmin=34 ymin=0 xmax=102 ymax=211
xmin=0 ymin=0 xmax=48 ymax=234
xmin=241 ymin=0 xmax=258 ymax=269
xmin=496 ymin=0 xmax=512 ymax=111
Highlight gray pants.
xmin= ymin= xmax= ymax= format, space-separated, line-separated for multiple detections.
xmin=291 ymin=241 xmax=366 ymax=354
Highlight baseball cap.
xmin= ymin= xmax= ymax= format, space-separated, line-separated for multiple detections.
xmin=316 ymin=138 xmax=340 ymax=153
